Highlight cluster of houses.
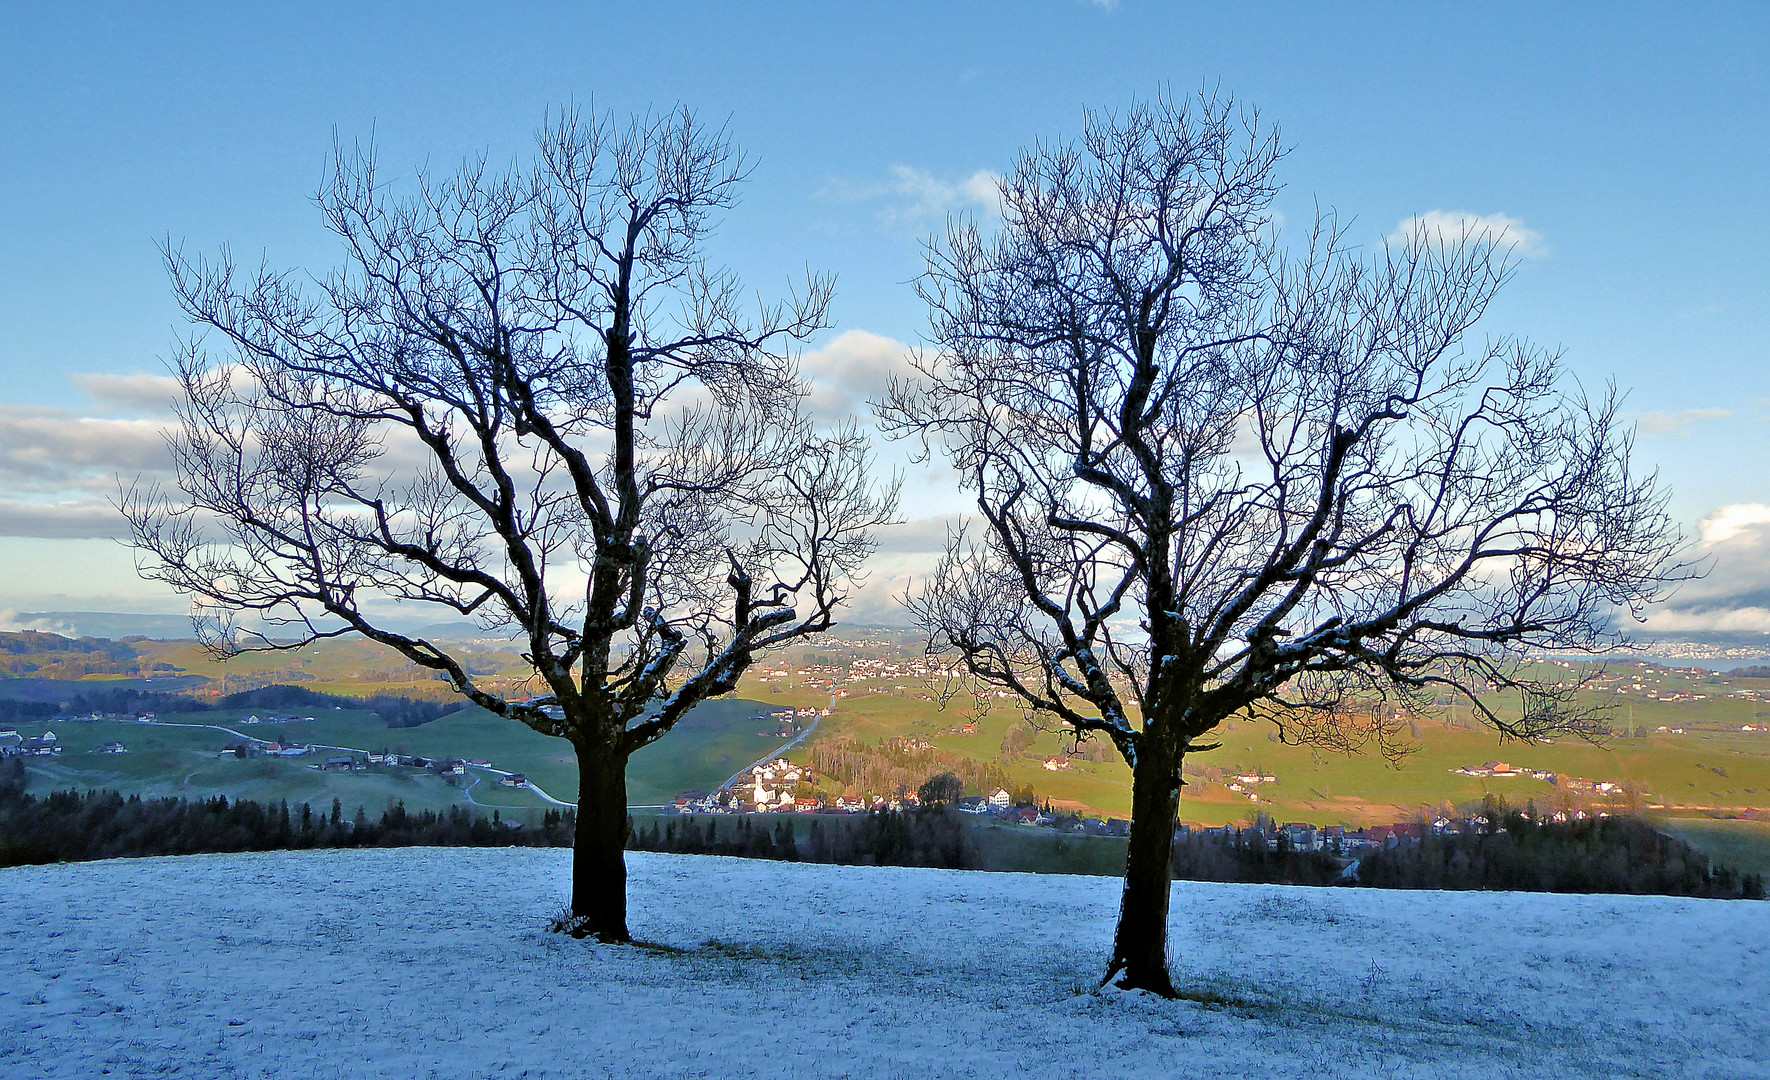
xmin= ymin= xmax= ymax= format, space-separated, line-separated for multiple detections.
xmin=753 ymin=653 xmax=970 ymax=699
xmin=667 ymin=764 xmax=1622 ymax=857
xmin=0 ymin=730 xmax=60 ymax=757
xmin=331 ymin=751 xmax=470 ymax=777
xmin=362 ymin=751 xmax=466 ymax=774
xmin=0 ymin=729 xmax=134 ymax=757
xmin=1452 ymin=761 xmax=1558 ymax=781
xmin=1188 ymin=809 xmax=1622 ymax=854
xmin=235 ymin=713 xmax=316 ymax=725
xmin=766 ymin=707 xmax=827 ymax=737
xmin=1223 ymin=772 xmax=1278 ymax=798
xmin=1450 ymin=761 xmax=1624 ymax=797
xmin=1184 ymin=820 xmax=1420 ymax=854
xmin=675 ymin=778 xmax=1108 ymax=828
xmin=219 ymin=740 xmax=314 ymax=759
xmin=53 ymin=711 xmax=156 ymax=723
xmin=208 ymin=741 xmax=479 ymax=781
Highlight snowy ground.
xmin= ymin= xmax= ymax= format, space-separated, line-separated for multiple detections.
xmin=2 ymin=851 xmax=1766 ymax=1080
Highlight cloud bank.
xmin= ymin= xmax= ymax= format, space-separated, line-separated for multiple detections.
xmin=1641 ymin=504 xmax=1770 ymax=637
xmin=1634 ymin=407 xmax=1732 ymax=437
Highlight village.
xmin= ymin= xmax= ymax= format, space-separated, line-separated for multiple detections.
xmin=658 ymin=752 xmax=1608 ymax=858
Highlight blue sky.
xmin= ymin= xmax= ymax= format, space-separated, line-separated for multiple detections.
xmin=1 ymin=2 xmax=1766 ymax=634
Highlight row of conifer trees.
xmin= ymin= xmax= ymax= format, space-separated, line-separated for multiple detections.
xmin=626 ymin=809 xmax=979 ymax=868
xmin=0 ymin=758 xmax=572 ymax=866
xmin=1355 ymin=813 xmax=1764 ymax=899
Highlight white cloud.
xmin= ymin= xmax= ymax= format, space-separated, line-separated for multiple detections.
xmin=70 ymin=372 xmax=182 ymax=416
xmin=1698 ymin=503 xmax=1770 ymax=546
xmin=0 ymin=406 xmax=174 ymax=494
xmin=820 ymin=166 xmax=1003 ymax=230
xmin=799 ymin=330 xmax=921 ymax=424
xmin=1639 ymin=606 xmax=1770 ymax=635
xmin=1637 ymin=504 xmax=1770 ymax=637
xmin=0 ymin=609 xmax=79 ymax=635
xmin=1635 ymin=407 xmax=1732 ymax=437
xmin=870 ymin=514 xmax=967 ymax=555
xmin=1389 ymin=210 xmax=1547 ymax=258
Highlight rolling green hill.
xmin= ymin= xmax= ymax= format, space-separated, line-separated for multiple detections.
xmin=742 ymin=655 xmax=1770 ymax=830
xmin=8 ymin=696 xmax=790 ymax=818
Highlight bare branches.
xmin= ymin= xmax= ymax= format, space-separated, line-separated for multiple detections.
xmin=881 ymin=89 xmax=1688 ymax=767
xmin=129 ymin=107 xmax=897 ymax=753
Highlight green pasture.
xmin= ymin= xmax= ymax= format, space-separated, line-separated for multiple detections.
xmin=9 ymin=696 xmax=792 ymax=814
xmin=791 ymin=678 xmax=1770 ymax=828
xmin=1653 ymin=817 xmax=1770 ymax=878
xmin=14 ymin=717 xmax=488 ymax=814
xmin=964 ymin=821 xmax=1130 ymax=876
xmin=12 ymin=647 xmax=1770 ymax=830
xmin=110 ymin=637 xmax=531 ymax=700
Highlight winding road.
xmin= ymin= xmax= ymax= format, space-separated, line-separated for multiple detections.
xmin=139 ymin=695 xmax=829 ymax=812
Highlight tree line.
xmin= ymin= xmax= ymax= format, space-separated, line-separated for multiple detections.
xmin=628 ymin=808 xmax=978 ymax=870
xmin=0 ymin=759 xmax=570 ymax=867
xmin=0 ymin=630 xmax=142 ymax=679
xmin=1354 ymin=814 xmax=1764 ymax=899
xmin=57 ymin=683 xmax=466 ymax=728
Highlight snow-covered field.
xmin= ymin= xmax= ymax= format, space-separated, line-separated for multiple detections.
xmin=2 ymin=851 xmax=1766 ymax=1080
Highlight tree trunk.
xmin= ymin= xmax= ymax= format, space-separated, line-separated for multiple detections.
xmin=1107 ymin=743 xmax=1182 ymax=996
xmin=570 ymin=744 xmax=632 ymax=942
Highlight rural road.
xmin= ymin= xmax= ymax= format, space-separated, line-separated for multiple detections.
xmin=712 ymin=695 xmax=833 ymax=797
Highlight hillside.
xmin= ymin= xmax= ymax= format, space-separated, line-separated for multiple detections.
xmin=12 ymin=627 xmax=1770 ymax=860
xmin=737 ymin=647 xmax=1770 ymax=826
xmin=7 ymin=697 xmax=790 ymax=815
xmin=0 ymin=630 xmax=146 ymax=679
xmin=2 ymin=850 xmax=1765 ymax=1078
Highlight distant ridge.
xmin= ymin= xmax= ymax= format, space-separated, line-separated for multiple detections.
xmin=7 ymin=612 xmax=519 ymax=644
xmin=11 ymin=612 xmax=196 ymax=640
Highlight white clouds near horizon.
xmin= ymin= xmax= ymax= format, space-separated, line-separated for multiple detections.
xmin=1639 ymin=503 xmax=1770 ymax=637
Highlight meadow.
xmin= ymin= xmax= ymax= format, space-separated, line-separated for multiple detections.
xmin=769 ymin=658 xmax=1770 ymax=827
xmin=10 ymin=696 xmax=788 ymax=819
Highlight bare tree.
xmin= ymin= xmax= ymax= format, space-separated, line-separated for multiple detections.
xmin=125 ymin=107 xmax=898 ymax=942
xmin=879 ymin=92 xmax=1685 ymax=996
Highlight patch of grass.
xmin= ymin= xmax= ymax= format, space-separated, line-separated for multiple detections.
xmin=967 ymin=822 xmax=1128 ymax=876
xmin=1653 ymin=817 xmax=1770 ymax=877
